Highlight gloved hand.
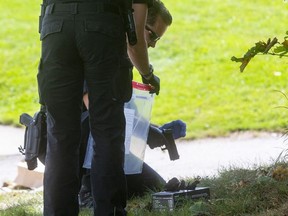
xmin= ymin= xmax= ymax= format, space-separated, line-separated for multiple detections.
xmin=141 ymin=64 xmax=160 ymax=95
xmin=159 ymin=120 xmax=186 ymax=139
xmin=164 ymin=177 xmax=200 ymax=191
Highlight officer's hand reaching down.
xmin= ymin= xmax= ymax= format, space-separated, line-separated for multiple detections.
xmin=141 ymin=65 xmax=160 ymax=95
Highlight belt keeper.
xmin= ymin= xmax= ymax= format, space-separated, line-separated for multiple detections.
xmin=45 ymin=3 xmax=54 ymax=15
xmin=71 ymin=3 xmax=78 ymax=14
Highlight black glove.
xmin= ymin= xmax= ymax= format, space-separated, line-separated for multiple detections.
xmin=164 ymin=177 xmax=200 ymax=191
xmin=141 ymin=64 xmax=160 ymax=95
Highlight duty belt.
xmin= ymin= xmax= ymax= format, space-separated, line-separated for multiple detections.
xmin=45 ymin=2 xmax=120 ymax=15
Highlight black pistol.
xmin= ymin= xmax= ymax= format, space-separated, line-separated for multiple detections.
xmin=161 ymin=129 xmax=180 ymax=161
xmin=19 ymin=106 xmax=47 ymax=170
xmin=147 ymin=126 xmax=180 ymax=161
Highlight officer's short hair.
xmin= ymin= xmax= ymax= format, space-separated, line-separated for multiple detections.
xmin=147 ymin=0 xmax=172 ymax=26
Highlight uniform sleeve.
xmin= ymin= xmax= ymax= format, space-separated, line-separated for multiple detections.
xmin=133 ymin=0 xmax=154 ymax=8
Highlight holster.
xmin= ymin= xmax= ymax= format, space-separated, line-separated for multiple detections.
xmin=123 ymin=0 xmax=137 ymax=45
xmin=19 ymin=106 xmax=47 ymax=170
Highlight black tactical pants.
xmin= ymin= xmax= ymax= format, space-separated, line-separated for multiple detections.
xmin=37 ymin=2 xmax=131 ymax=215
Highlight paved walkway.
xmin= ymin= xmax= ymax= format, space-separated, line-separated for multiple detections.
xmin=0 ymin=125 xmax=287 ymax=186
xmin=146 ymin=131 xmax=287 ymax=181
xmin=0 ymin=125 xmax=25 ymax=186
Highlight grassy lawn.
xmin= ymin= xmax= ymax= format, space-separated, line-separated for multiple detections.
xmin=2 ymin=1 xmax=288 ymax=215
xmin=2 ymin=162 xmax=288 ymax=215
xmin=1 ymin=0 xmax=288 ymax=139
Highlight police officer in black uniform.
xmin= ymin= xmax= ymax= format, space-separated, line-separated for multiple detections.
xmin=37 ymin=0 xmax=158 ymax=215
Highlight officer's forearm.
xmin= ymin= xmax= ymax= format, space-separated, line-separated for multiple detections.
xmin=83 ymin=93 xmax=89 ymax=109
xmin=128 ymin=42 xmax=150 ymax=76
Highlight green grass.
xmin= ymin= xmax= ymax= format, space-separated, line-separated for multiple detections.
xmin=2 ymin=2 xmax=288 ymax=215
xmin=0 ymin=0 xmax=40 ymax=125
xmin=2 ymin=162 xmax=288 ymax=215
xmin=1 ymin=0 xmax=288 ymax=139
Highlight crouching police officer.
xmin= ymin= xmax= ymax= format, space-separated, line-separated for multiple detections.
xmin=37 ymin=0 xmax=158 ymax=215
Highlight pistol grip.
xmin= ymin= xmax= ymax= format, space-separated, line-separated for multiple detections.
xmin=19 ymin=113 xmax=33 ymax=127
xmin=163 ymin=129 xmax=180 ymax=161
